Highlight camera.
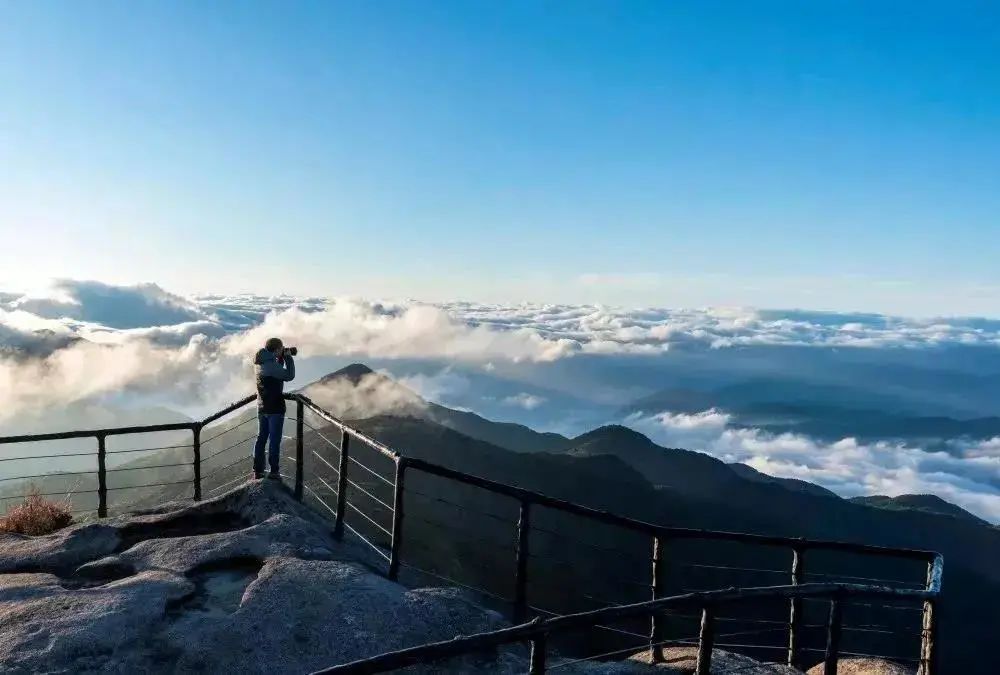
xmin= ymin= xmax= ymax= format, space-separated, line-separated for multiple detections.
xmin=283 ymin=346 xmax=298 ymax=357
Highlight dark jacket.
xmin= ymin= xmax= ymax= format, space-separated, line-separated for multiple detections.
xmin=254 ymin=348 xmax=295 ymax=414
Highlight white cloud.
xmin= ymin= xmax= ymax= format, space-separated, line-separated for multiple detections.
xmin=221 ymin=301 xmax=581 ymax=364
xmin=628 ymin=410 xmax=1000 ymax=524
xmin=502 ymin=393 xmax=547 ymax=410
xmin=441 ymin=302 xmax=1000 ymax=351
xmin=396 ymin=369 xmax=470 ymax=404
xmin=2 ymin=280 xmax=1000 ymax=524
xmin=304 ymin=372 xmax=427 ymax=420
xmin=11 ymin=280 xmax=206 ymax=329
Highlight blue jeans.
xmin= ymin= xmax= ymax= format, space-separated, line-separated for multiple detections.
xmin=253 ymin=413 xmax=284 ymax=475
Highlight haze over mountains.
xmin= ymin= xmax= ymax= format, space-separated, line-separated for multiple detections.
xmin=1 ymin=278 xmax=999 ymax=524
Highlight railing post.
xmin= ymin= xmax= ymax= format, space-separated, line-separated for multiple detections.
xmin=387 ymin=457 xmax=407 ymax=580
xmin=333 ymin=430 xmax=350 ymax=539
xmin=529 ymin=634 xmax=547 ymax=674
xmin=97 ymin=434 xmax=108 ymax=518
xmin=695 ymin=604 xmax=716 ymax=675
xmin=294 ymin=399 xmax=304 ymax=501
xmin=824 ymin=593 xmax=844 ymax=675
xmin=787 ymin=544 xmax=805 ymax=668
xmin=919 ymin=560 xmax=938 ymax=675
xmin=513 ymin=500 xmax=532 ymax=623
xmin=650 ymin=535 xmax=666 ymax=663
xmin=192 ymin=424 xmax=202 ymax=501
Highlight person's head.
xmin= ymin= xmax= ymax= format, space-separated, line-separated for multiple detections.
xmin=264 ymin=337 xmax=283 ymax=353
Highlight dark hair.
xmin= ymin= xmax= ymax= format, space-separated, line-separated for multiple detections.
xmin=264 ymin=337 xmax=283 ymax=352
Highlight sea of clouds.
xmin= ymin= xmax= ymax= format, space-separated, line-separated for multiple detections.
xmin=626 ymin=408 xmax=1000 ymax=524
xmin=2 ymin=279 xmax=999 ymax=522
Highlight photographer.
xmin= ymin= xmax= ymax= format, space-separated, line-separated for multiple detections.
xmin=252 ymin=337 xmax=296 ymax=479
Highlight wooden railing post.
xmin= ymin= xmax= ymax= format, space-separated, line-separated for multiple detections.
xmin=97 ymin=434 xmax=108 ymax=518
xmin=650 ymin=535 xmax=666 ymax=663
xmin=513 ymin=500 xmax=532 ymax=623
xmin=387 ymin=458 xmax=407 ymax=580
xmin=294 ymin=399 xmax=304 ymax=501
xmin=919 ymin=560 xmax=938 ymax=675
xmin=787 ymin=544 xmax=805 ymax=668
xmin=192 ymin=425 xmax=202 ymax=501
xmin=529 ymin=634 xmax=547 ymax=674
xmin=824 ymin=594 xmax=844 ymax=675
xmin=333 ymin=430 xmax=350 ymax=539
xmin=695 ymin=604 xmax=716 ymax=675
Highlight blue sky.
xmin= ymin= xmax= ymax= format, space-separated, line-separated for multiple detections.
xmin=1 ymin=1 xmax=998 ymax=315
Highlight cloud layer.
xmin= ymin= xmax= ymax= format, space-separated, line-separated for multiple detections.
xmin=442 ymin=302 xmax=1000 ymax=351
xmin=3 ymin=279 xmax=1000 ymax=522
xmin=627 ymin=409 xmax=1000 ymax=523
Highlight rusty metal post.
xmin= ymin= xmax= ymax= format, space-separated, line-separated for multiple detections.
xmin=650 ymin=535 xmax=666 ymax=663
xmin=529 ymin=634 xmax=547 ymax=674
xmin=787 ymin=545 xmax=805 ymax=668
xmin=97 ymin=434 xmax=108 ymax=518
xmin=387 ymin=458 xmax=407 ymax=580
xmin=513 ymin=500 xmax=532 ymax=623
xmin=294 ymin=399 xmax=304 ymax=501
xmin=695 ymin=604 xmax=715 ymax=675
xmin=333 ymin=430 xmax=350 ymax=539
xmin=824 ymin=594 xmax=843 ymax=675
xmin=192 ymin=425 xmax=202 ymax=501
xmin=919 ymin=560 xmax=938 ymax=675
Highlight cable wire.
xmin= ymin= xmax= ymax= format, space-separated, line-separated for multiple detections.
xmin=343 ymin=520 xmax=391 ymax=562
xmin=105 ymin=442 xmax=192 ymax=455
xmin=406 ymin=488 xmax=512 ymax=523
xmin=0 ymin=450 xmax=95 ymax=462
xmin=107 ymin=479 xmax=191 ymax=491
xmin=0 ymin=470 xmax=97 ymax=483
xmin=345 ymin=499 xmax=393 ymax=537
xmin=528 ymin=523 xmax=651 ymax=567
xmin=346 ymin=477 xmax=394 ymax=510
xmin=406 ymin=514 xmax=515 ymax=551
xmin=202 ymin=435 xmax=255 ymax=462
xmin=207 ymin=473 xmax=249 ymax=495
xmin=680 ymin=562 xmax=789 ymax=576
xmin=313 ymin=474 xmax=339 ymax=497
xmin=200 ymin=416 xmax=257 ymax=444
xmin=202 ymin=454 xmax=250 ymax=480
xmin=105 ymin=461 xmax=192 ymax=473
xmin=310 ymin=450 xmax=340 ymax=474
xmin=348 ymin=455 xmax=394 ymax=486
xmin=400 ymin=562 xmax=510 ymax=603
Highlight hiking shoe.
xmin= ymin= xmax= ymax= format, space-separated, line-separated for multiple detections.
xmin=267 ymin=471 xmax=281 ymax=480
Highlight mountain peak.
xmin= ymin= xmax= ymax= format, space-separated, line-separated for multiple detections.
xmin=572 ymin=424 xmax=654 ymax=447
xmin=850 ymin=494 xmax=988 ymax=525
xmin=320 ymin=363 xmax=377 ymax=385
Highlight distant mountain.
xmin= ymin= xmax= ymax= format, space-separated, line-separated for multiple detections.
xmin=565 ymin=424 xmax=746 ymax=497
xmin=327 ymin=365 xmax=1000 ymax=674
xmin=304 ymin=364 xmax=569 ymax=453
xmin=331 ymin=406 xmax=1000 ymax=675
xmin=727 ymin=462 xmax=839 ymax=498
xmin=627 ymin=380 xmax=1000 ymax=444
xmin=850 ymin=494 xmax=992 ymax=526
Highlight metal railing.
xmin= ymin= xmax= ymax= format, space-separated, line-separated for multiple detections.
xmin=0 ymin=391 xmax=943 ymax=674
xmin=0 ymin=394 xmax=258 ymax=516
xmin=314 ymin=575 xmax=942 ymax=675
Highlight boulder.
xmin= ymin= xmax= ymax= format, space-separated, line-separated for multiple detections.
xmin=806 ymin=658 xmax=914 ymax=674
xmin=623 ymin=646 xmax=801 ymax=673
xmin=0 ymin=480 xmax=807 ymax=674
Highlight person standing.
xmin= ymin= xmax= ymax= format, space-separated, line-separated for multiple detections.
xmin=252 ymin=337 xmax=296 ymax=479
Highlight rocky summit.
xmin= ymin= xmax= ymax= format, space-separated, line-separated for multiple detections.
xmin=0 ymin=481 xmax=882 ymax=674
